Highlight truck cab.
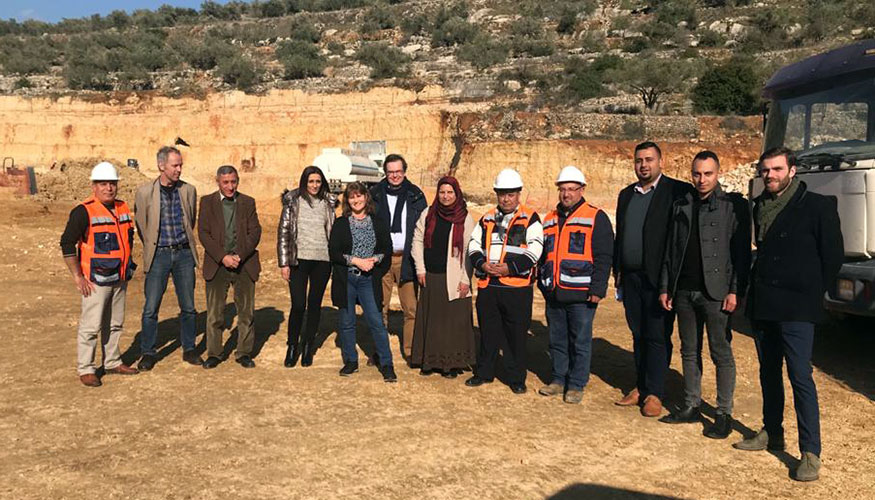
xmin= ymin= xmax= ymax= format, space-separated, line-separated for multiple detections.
xmin=760 ymin=39 xmax=875 ymax=316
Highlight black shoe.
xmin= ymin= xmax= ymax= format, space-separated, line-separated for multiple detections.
xmin=339 ymin=361 xmax=359 ymax=377
xmin=441 ymin=369 xmax=460 ymax=379
xmin=465 ymin=376 xmax=492 ymax=387
xmin=284 ymin=344 xmax=299 ymax=368
xmin=182 ymin=350 xmax=204 ymax=366
xmin=300 ymin=342 xmax=314 ymax=367
xmin=704 ymin=414 xmax=733 ymax=439
xmin=236 ymin=355 xmax=256 ymax=368
xmin=366 ymin=355 xmax=377 ymax=367
xmin=659 ymin=405 xmax=701 ymax=424
xmin=138 ymin=355 xmax=156 ymax=371
xmin=380 ymin=365 xmax=398 ymax=383
xmin=420 ymin=368 xmax=435 ymax=376
xmin=510 ymin=383 xmax=527 ymax=394
xmin=202 ymin=356 xmax=221 ymax=369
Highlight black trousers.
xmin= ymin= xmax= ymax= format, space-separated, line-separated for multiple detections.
xmin=622 ymin=271 xmax=675 ymax=399
xmin=287 ymin=259 xmax=331 ymax=347
xmin=474 ymin=286 xmax=533 ymax=385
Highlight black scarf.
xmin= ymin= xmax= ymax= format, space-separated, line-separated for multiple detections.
xmin=384 ymin=179 xmax=409 ymax=234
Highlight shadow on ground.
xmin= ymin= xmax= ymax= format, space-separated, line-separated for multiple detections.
xmin=547 ymin=483 xmax=683 ymax=499
xmin=121 ymin=306 xmax=284 ymax=366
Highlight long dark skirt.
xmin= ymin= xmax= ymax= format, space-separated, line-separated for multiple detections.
xmin=411 ymin=272 xmax=476 ymax=371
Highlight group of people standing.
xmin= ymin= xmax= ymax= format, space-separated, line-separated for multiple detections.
xmin=61 ymin=140 xmax=842 ymax=482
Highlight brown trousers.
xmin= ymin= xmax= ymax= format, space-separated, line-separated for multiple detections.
xmin=381 ymin=254 xmax=417 ymax=357
xmin=205 ymin=267 xmax=255 ymax=360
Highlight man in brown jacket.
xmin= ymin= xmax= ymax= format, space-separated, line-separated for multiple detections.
xmin=198 ymin=165 xmax=262 ymax=369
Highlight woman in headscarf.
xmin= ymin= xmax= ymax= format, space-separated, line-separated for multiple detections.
xmin=410 ymin=176 xmax=476 ymax=378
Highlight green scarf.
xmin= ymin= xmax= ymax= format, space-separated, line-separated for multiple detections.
xmin=755 ymin=177 xmax=800 ymax=243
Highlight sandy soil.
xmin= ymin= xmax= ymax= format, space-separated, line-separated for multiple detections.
xmin=0 ymin=196 xmax=872 ymax=500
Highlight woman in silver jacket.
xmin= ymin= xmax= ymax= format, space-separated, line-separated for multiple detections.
xmin=277 ymin=166 xmax=336 ymax=367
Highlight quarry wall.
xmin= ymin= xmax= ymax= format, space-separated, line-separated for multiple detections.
xmin=0 ymin=86 xmax=761 ymax=211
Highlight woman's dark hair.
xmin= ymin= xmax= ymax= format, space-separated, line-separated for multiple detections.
xmin=298 ymin=165 xmax=329 ymax=205
xmin=341 ymin=181 xmax=375 ymax=216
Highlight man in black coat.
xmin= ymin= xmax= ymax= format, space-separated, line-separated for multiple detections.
xmin=613 ymin=141 xmax=693 ymax=417
xmin=658 ymin=151 xmax=751 ymax=438
xmin=733 ymin=147 xmax=843 ymax=483
xmin=370 ymin=154 xmax=427 ymax=361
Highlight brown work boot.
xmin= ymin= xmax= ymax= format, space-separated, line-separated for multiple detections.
xmin=615 ymin=388 xmax=640 ymax=406
xmin=79 ymin=373 xmax=102 ymax=387
xmin=106 ymin=364 xmax=139 ymax=375
xmin=641 ymin=395 xmax=663 ymax=417
xmin=538 ymin=382 xmax=564 ymax=397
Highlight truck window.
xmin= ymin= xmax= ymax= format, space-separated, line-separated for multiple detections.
xmin=810 ymin=102 xmax=868 ymax=147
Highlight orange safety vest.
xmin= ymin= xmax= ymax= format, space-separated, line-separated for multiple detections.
xmin=78 ymin=196 xmax=134 ymax=286
xmin=538 ymin=201 xmax=600 ymax=292
xmin=477 ymin=204 xmax=536 ymax=289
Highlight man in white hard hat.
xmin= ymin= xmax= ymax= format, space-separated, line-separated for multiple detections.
xmin=60 ymin=162 xmax=139 ymax=387
xmin=537 ymin=166 xmax=614 ymax=404
xmin=465 ymin=168 xmax=543 ymax=394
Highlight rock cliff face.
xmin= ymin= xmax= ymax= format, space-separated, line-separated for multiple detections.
xmin=0 ymin=86 xmax=761 ymax=210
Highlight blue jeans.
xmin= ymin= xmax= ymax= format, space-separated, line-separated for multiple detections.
xmin=755 ymin=320 xmax=821 ymax=456
xmin=546 ymin=300 xmax=597 ymax=391
xmin=140 ymin=247 xmax=197 ymax=356
xmin=338 ymin=272 xmax=393 ymax=367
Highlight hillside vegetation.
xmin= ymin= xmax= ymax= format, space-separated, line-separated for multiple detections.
xmin=1 ymin=0 xmax=873 ymax=115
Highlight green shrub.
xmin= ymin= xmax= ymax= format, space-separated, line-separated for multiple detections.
xmin=590 ymin=54 xmax=622 ymax=74
xmin=457 ymin=34 xmax=509 ymax=70
xmin=697 ymin=29 xmax=724 ymax=47
xmin=400 ymin=14 xmax=429 ymax=36
xmin=360 ymin=4 xmax=396 ymax=34
xmin=13 ymin=77 xmax=32 ymax=89
xmin=556 ymin=6 xmax=578 ymax=35
xmin=287 ymin=17 xmax=321 ymax=42
xmin=257 ymin=0 xmax=288 ymax=18
xmin=623 ymin=37 xmax=650 ymax=53
xmin=509 ymin=17 xmax=555 ymax=57
xmin=216 ymin=52 xmax=262 ymax=90
xmin=356 ymin=42 xmax=410 ymax=78
xmin=655 ymin=0 xmax=697 ymax=26
xmin=691 ymin=58 xmax=759 ymax=115
xmin=431 ymin=17 xmax=477 ymax=47
xmin=326 ymin=41 xmax=345 ymax=54
xmin=182 ymin=38 xmax=236 ymax=70
xmin=0 ymin=37 xmax=58 ymax=75
xmin=276 ymin=39 xmax=326 ymax=79
xmin=202 ymin=1 xmax=245 ymax=19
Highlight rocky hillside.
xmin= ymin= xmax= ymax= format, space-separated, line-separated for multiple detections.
xmin=1 ymin=0 xmax=873 ymax=116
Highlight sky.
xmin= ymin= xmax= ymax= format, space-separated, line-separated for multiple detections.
xmin=0 ymin=1 xmax=234 ymax=23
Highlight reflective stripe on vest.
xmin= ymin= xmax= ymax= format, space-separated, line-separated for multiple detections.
xmin=79 ymin=196 xmax=134 ymax=286
xmin=539 ymin=202 xmax=600 ymax=292
xmin=478 ymin=204 xmax=535 ymax=289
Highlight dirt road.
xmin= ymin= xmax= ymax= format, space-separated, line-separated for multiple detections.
xmin=0 ymin=197 xmax=872 ymax=500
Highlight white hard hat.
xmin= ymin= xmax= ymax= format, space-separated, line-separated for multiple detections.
xmin=90 ymin=161 xmax=119 ymax=181
xmin=493 ymin=168 xmax=524 ymax=190
xmin=556 ymin=165 xmax=586 ymax=186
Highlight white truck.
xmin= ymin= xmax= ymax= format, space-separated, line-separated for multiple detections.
xmin=758 ymin=38 xmax=875 ymax=316
xmin=311 ymin=141 xmax=386 ymax=193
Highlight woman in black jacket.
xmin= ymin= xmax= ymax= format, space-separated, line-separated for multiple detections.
xmin=328 ymin=182 xmax=397 ymax=382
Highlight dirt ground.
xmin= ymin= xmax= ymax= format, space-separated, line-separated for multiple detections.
xmin=0 ymin=195 xmax=873 ymax=500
